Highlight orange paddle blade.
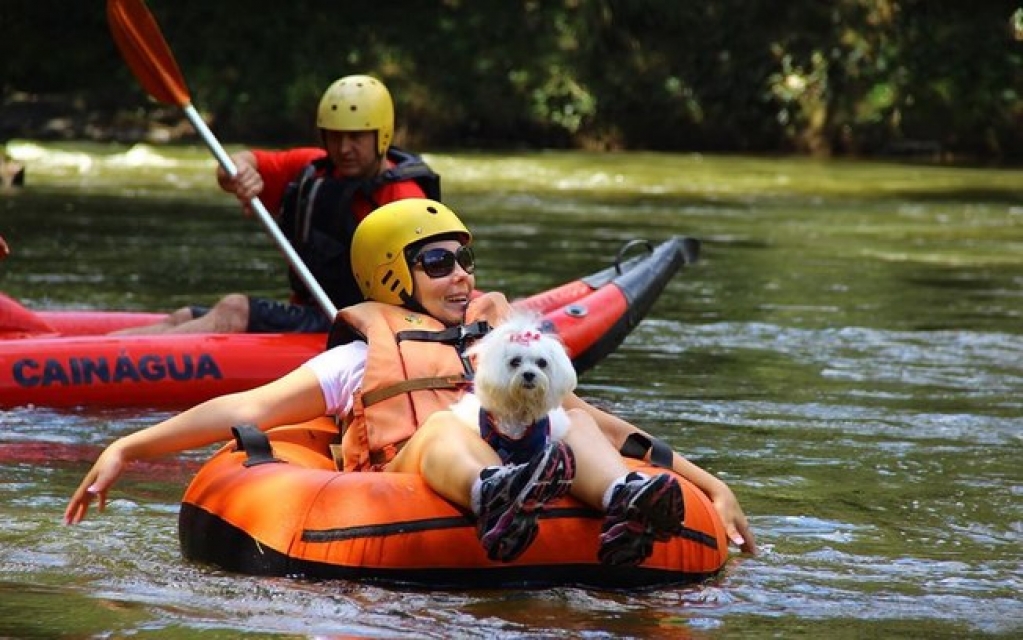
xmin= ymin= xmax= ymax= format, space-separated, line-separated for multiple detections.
xmin=106 ymin=0 xmax=191 ymax=106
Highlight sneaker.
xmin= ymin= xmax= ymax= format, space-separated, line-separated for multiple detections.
xmin=476 ymin=441 xmax=576 ymax=562
xmin=598 ymin=472 xmax=686 ymax=566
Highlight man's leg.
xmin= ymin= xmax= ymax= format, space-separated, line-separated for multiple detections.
xmin=109 ymin=294 xmax=249 ymax=335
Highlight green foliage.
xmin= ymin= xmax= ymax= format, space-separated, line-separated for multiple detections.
xmin=2 ymin=0 xmax=1022 ymax=160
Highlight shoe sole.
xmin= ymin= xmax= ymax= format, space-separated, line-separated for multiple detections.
xmin=480 ymin=442 xmax=576 ymax=562
xmin=641 ymin=475 xmax=685 ymax=542
xmin=598 ymin=474 xmax=686 ymax=566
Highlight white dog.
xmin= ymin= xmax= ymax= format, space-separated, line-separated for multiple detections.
xmin=451 ymin=313 xmax=577 ymax=462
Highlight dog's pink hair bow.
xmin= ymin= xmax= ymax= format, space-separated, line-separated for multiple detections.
xmin=508 ymin=329 xmax=542 ymax=345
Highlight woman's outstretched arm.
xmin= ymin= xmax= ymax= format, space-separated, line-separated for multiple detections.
xmin=64 ymin=366 xmax=326 ymax=524
xmin=565 ymin=393 xmax=757 ymax=555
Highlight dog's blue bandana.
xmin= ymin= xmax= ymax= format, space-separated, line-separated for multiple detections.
xmin=478 ymin=408 xmax=551 ymax=465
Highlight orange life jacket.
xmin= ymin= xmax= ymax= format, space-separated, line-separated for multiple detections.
xmin=335 ymin=300 xmax=494 ymax=471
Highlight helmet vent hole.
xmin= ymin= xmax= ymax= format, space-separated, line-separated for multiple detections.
xmin=427 ymin=206 xmax=438 ymax=214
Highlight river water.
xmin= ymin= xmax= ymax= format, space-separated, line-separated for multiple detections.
xmin=0 ymin=141 xmax=1020 ymax=638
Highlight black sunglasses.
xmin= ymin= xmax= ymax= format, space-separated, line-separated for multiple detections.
xmin=413 ymin=245 xmax=476 ymax=278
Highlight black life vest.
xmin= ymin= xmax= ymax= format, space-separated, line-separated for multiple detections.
xmin=277 ymin=147 xmax=441 ymax=308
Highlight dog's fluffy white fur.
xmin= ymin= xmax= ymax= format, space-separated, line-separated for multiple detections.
xmin=451 ymin=313 xmax=576 ymax=442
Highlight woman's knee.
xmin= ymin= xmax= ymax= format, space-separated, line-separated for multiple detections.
xmin=416 ymin=410 xmax=498 ymax=465
xmin=415 ymin=411 xmax=476 ymax=447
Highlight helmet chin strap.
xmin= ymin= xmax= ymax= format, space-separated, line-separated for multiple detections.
xmin=370 ymin=153 xmax=385 ymax=177
xmin=399 ymin=290 xmax=427 ymax=315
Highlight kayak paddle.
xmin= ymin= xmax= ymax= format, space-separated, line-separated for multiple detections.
xmin=105 ymin=0 xmax=338 ymax=319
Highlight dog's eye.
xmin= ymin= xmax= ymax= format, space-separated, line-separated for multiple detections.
xmin=509 ymin=356 xmax=522 ymax=368
xmin=536 ymin=358 xmax=548 ymax=369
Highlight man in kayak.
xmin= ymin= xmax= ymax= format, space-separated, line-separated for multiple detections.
xmin=67 ymin=198 xmax=757 ymax=565
xmin=112 ymin=74 xmax=439 ymax=335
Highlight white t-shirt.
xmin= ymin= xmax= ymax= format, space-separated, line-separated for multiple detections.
xmin=302 ymin=341 xmax=368 ymax=416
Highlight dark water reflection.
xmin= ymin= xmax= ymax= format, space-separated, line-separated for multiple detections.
xmin=1 ymin=142 xmax=1021 ymax=638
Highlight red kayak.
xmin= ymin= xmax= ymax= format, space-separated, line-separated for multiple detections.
xmin=0 ymin=236 xmax=696 ymax=409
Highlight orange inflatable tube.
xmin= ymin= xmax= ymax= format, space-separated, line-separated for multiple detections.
xmin=179 ymin=418 xmax=729 ymax=589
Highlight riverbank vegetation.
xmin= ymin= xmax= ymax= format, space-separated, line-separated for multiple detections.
xmin=3 ymin=1 xmax=1022 ymax=162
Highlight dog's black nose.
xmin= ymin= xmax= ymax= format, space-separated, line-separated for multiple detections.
xmin=522 ymin=371 xmax=535 ymax=383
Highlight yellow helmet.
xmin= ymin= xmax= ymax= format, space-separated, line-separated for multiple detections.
xmin=315 ymin=75 xmax=394 ymax=155
xmin=351 ymin=198 xmax=472 ymax=305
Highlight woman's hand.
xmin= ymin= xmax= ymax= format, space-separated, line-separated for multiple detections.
xmin=63 ymin=441 xmax=130 ymax=525
xmin=708 ymin=483 xmax=757 ymax=555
